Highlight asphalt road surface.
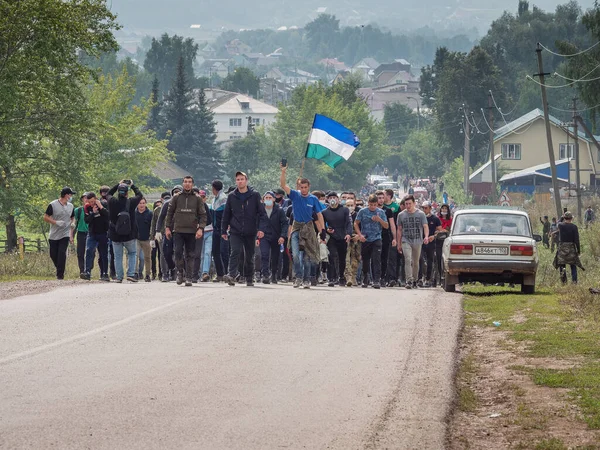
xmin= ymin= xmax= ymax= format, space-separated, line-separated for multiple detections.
xmin=0 ymin=282 xmax=461 ymax=450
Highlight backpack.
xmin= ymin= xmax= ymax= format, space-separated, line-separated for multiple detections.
xmin=114 ymin=198 xmax=132 ymax=236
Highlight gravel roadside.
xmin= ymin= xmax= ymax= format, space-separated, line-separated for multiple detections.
xmin=0 ymin=280 xmax=92 ymax=301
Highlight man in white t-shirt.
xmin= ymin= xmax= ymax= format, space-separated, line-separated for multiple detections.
xmin=43 ymin=187 xmax=76 ymax=279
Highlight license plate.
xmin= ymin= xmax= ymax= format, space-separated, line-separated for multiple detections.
xmin=475 ymin=246 xmax=508 ymax=255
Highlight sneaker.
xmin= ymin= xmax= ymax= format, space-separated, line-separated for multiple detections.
xmin=201 ymin=273 xmax=210 ymax=282
xmin=152 ymin=273 xmax=157 ymax=280
xmin=405 ymin=283 xmax=412 ymax=289
xmin=328 ymin=281 xmax=335 ymax=287
xmin=176 ymin=273 xmax=184 ymax=285
xmin=423 ymin=280 xmax=431 ymax=288
xmin=388 ymin=280 xmax=397 ymax=287
xmin=80 ymin=273 xmax=90 ymax=281
xmin=413 ymin=281 xmax=418 ymax=289
xmin=417 ymin=280 xmax=423 ymax=288
xmin=115 ymin=279 xmax=123 ymax=283
xmin=213 ymin=276 xmax=223 ymax=283
xmin=262 ymin=277 xmax=271 ymax=284
xmin=339 ymin=280 xmax=346 ymax=287
xmin=271 ymin=277 xmax=278 ymax=285
xmin=247 ymin=280 xmax=255 ymax=287
xmin=192 ymin=278 xmax=199 ymax=283
xmin=185 ymin=279 xmax=193 ymax=287
xmin=161 ymin=275 xmax=170 ymax=282
xmin=311 ymin=277 xmax=318 ymax=286
xmin=145 ymin=275 xmax=151 ymax=283
xmin=362 ymin=283 xmax=369 ymax=288
xmin=399 ymin=281 xmax=406 ymax=288
xmin=223 ymin=275 xmax=236 ymax=286
xmin=293 ymin=278 xmax=302 ymax=288
xmin=127 ymin=276 xmax=138 ymax=283
xmin=303 ymin=280 xmax=311 ymax=289
xmin=346 ymin=280 xmax=353 ymax=287
xmin=373 ymin=282 xmax=381 ymax=289
xmin=100 ymin=274 xmax=110 ymax=282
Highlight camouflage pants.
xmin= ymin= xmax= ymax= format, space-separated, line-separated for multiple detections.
xmin=345 ymin=239 xmax=361 ymax=286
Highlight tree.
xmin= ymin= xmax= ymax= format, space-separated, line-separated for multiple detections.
xmin=0 ymin=0 xmax=119 ymax=251
xmin=384 ymin=103 xmax=419 ymax=147
xmin=164 ymin=56 xmax=191 ymax=136
xmin=144 ymin=34 xmax=199 ymax=97
xmin=304 ymin=14 xmax=340 ymax=56
xmin=147 ymin=76 xmax=163 ymax=134
xmin=169 ymin=89 xmax=223 ymax=182
xmin=398 ymin=128 xmax=447 ymax=178
xmin=221 ymin=67 xmax=260 ymax=97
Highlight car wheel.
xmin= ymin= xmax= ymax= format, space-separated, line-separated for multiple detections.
xmin=443 ymin=271 xmax=456 ymax=292
xmin=521 ymin=283 xmax=535 ymax=294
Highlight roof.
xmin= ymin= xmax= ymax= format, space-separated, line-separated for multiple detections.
xmin=209 ymin=92 xmax=279 ymax=114
xmin=499 ymin=158 xmax=571 ymax=183
xmin=353 ymin=57 xmax=379 ymax=69
xmin=153 ymin=160 xmax=189 ymax=181
xmin=469 ymin=154 xmax=501 ymax=180
xmin=494 ymin=108 xmax=592 ymax=142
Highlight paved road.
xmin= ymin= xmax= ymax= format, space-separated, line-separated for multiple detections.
xmin=0 ymin=282 xmax=461 ymax=450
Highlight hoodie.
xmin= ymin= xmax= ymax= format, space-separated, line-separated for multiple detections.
xmin=221 ymin=187 xmax=266 ymax=237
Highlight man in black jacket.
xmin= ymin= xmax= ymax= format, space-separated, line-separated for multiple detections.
xmin=165 ymin=176 xmax=207 ymax=286
xmin=108 ymin=180 xmax=143 ymax=283
xmin=322 ymin=192 xmax=353 ymax=287
xmin=221 ymin=171 xmax=266 ymax=286
xmin=258 ymin=191 xmax=289 ymax=284
xmin=82 ymin=192 xmax=110 ymax=281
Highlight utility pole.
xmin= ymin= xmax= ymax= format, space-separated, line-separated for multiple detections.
xmin=488 ymin=92 xmax=496 ymax=201
xmin=462 ymin=106 xmax=471 ymax=194
xmin=573 ymin=98 xmax=582 ymax=221
xmin=535 ymin=43 xmax=562 ymax=219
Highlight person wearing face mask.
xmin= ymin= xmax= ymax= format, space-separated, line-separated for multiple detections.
xmin=436 ymin=203 xmax=452 ymax=286
xmin=257 ymin=192 xmax=289 ymax=284
xmin=43 ymin=187 xmax=76 ymax=279
xmin=322 ymin=192 xmax=352 ymax=287
xmin=135 ymin=197 xmax=153 ymax=282
xmin=344 ymin=198 xmax=361 ymax=286
xmin=98 ymin=185 xmax=116 ymax=279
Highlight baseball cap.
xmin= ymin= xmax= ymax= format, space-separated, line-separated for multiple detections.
xmin=61 ymin=187 xmax=76 ymax=197
xmin=235 ymin=171 xmax=248 ymax=179
xmin=274 ymin=188 xmax=285 ymax=196
xmin=564 ymin=211 xmax=573 ymax=219
xmin=422 ymin=201 xmax=432 ymax=208
xmin=199 ymin=190 xmax=207 ymax=197
xmin=327 ymin=191 xmax=338 ymax=198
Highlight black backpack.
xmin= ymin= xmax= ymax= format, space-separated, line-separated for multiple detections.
xmin=114 ymin=198 xmax=132 ymax=236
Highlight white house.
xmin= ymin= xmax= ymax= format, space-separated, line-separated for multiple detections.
xmin=205 ymin=89 xmax=279 ymax=142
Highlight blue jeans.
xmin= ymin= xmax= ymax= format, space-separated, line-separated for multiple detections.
xmin=201 ymin=230 xmax=213 ymax=274
xmin=291 ymin=230 xmax=314 ymax=282
xmin=112 ymin=239 xmax=137 ymax=280
xmin=85 ymin=233 xmax=108 ymax=275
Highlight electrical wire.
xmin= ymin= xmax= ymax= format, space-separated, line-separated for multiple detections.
xmin=479 ymin=108 xmax=495 ymax=133
xmin=539 ymin=41 xmax=600 ymax=58
xmin=525 ymin=62 xmax=600 ymax=88
xmin=549 ymin=103 xmax=600 ymax=113
xmin=489 ymin=90 xmax=520 ymax=119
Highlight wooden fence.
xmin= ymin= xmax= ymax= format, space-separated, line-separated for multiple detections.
xmin=1 ymin=238 xmax=48 ymax=253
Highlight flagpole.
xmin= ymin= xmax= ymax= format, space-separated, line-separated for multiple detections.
xmin=300 ymin=114 xmax=317 ymax=179
xmin=299 ymin=157 xmax=306 ymax=178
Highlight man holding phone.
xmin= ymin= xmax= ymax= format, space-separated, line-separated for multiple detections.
xmin=81 ymin=192 xmax=110 ymax=281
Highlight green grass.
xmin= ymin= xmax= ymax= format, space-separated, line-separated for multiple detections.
xmin=462 ymin=285 xmax=600 ymax=430
xmin=0 ymin=252 xmax=80 ymax=282
xmin=456 ymin=352 xmax=478 ymax=412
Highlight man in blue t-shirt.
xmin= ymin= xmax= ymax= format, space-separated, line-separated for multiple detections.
xmin=280 ymin=163 xmax=326 ymax=289
xmin=354 ymin=194 xmax=389 ymax=289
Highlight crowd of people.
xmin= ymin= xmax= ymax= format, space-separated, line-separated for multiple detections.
xmin=43 ymin=165 xmax=455 ymax=289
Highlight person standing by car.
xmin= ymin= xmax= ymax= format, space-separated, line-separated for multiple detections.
xmin=554 ymin=211 xmax=584 ymax=284
xmin=43 ymin=187 xmax=76 ymax=280
xmin=165 ymin=176 xmax=207 ymax=286
xmin=135 ymin=198 xmax=153 ymax=282
xmin=397 ymin=195 xmax=428 ymax=289
xmin=82 ymin=192 xmax=110 ymax=281
xmin=420 ymin=201 xmax=443 ymax=287
xmin=540 ymin=216 xmax=551 ymax=248
xmin=258 ymin=191 xmax=288 ymax=284
xmin=436 ymin=204 xmax=452 ymax=286
xmin=222 ymin=171 xmax=266 ymax=287
xmin=354 ymin=194 xmax=389 ymax=289
xmin=107 ymin=180 xmax=143 ymax=283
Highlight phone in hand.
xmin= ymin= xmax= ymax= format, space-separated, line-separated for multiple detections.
xmin=281 ymin=157 xmax=287 ymax=168
xmin=123 ymin=179 xmax=132 ymax=185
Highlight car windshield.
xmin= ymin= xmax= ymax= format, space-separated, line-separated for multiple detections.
xmin=453 ymin=213 xmax=531 ymax=237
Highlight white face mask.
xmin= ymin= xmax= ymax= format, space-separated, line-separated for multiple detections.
xmin=348 ymin=207 xmax=355 ymax=213
xmin=330 ymin=199 xmax=338 ymax=207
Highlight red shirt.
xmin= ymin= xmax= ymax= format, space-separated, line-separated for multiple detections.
xmin=439 ymin=216 xmax=452 ymax=230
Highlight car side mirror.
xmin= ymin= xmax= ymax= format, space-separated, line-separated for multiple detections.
xmin=533 ymin=234 xmax=542 ymax=242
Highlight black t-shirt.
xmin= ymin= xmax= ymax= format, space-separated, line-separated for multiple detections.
xmin=426 ymin=214 xmax=441 ymax=242
xmin=382 ymin=205 xmax=394 ymax=240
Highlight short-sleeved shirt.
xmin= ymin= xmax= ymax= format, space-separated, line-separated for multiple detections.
xmin=384 ymin=202 xmax=399 ymax=215
xmin=425 ymin=214 xmax=442 ymax=243
xmin=74 ymin=207 xmax=89 ymax=233
xmin=356 ymin=207 xmax=387 ymax=242
xmin=288 ymin=189 xmax=323 ymax=223
xmin=397 ymin=209 xmax=427 ymax=244
xmin=45 ymin=199 xmax=74 ymax=241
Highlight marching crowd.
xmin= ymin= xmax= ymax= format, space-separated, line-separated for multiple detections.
xmin=43 ymin=164 xmax=455 ymax=289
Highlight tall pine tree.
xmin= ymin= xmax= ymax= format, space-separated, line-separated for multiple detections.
xmin=169 ymin=88 xmax=223 ymax=182
xmin=147 ymin=75 xmax=164 ymax=135
xmin=164 ymin=56 xmax=190 ymax=136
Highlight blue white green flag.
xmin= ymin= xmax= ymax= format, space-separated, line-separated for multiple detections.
xmin=305 ymin=114 xmax=360 ymax=168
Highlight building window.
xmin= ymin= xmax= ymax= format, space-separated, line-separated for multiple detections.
xmin=229 ymin=118 xmax=242 ymax=127
xmin=559 ymin=143 xmax=574 ymax=159
xmin=229 ymin=135 xmax=242 ymax=140
xmin=252 ymin=118 xmax=261 ymax=125
xmin=501 ymin=143 xmax=521 ymax=160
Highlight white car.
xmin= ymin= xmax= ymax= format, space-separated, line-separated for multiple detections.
xmin=442 ymin=208 xmax=542 ymax=293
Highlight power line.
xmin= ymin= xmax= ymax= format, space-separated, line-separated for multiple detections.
xmin=489 ymin=89 xmax=520 ymax=119
xmin=554 ymin=68 xmax=600 ymax=82
xmin=549 ymin=103 xmax=600 ymax=113
xmin=525 ymin=62 xmax=600 ymax=88
xmin=539 ymin=41 xmax=600 ymax=58
xmin=479 ymin=108 xmax=495 ymax=133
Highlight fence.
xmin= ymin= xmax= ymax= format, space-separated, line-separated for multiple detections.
xmin=1 ymin=238 xmax=48 ymax=254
